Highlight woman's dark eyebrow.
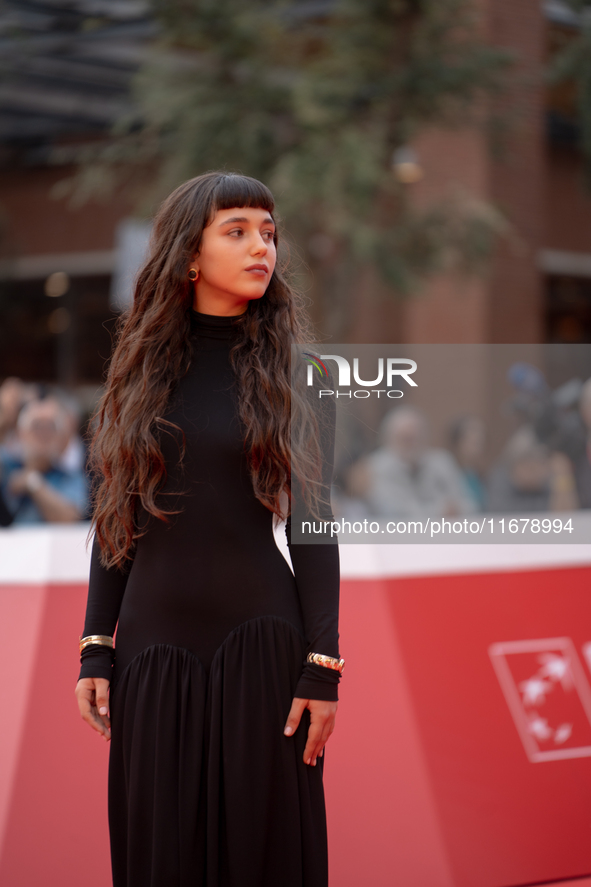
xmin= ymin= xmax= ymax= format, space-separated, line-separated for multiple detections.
xmin=218 ymin=216 xmax=275 ymax=227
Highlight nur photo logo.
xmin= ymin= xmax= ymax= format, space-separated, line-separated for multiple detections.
xmin=302 ymin=350 xmax=418 ymax=399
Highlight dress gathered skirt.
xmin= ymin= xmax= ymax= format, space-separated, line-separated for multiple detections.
xmin=108 ymin=618 xmax=328 ymax=887
xmin=78 ymin=308 xmax=341 ymax=887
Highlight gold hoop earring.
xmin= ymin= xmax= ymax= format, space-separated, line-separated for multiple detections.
xmin=188 ymin=269 xmax=198 ymax=281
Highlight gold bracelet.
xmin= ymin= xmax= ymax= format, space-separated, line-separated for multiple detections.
xmin=307 ymin=652 xmax=345 ymax=675
xmin=79 ymin=635 xmax=114 ymax=655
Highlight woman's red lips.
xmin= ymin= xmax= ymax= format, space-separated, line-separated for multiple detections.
xmin=245 ymin=264 xmax=268 ymax=273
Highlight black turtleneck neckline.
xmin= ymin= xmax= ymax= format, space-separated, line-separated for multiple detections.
xmin=189 ymin=307 xmax=245 ymax=342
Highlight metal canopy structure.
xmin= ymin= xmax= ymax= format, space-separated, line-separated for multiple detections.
xmin=0 ymin=0 xmax=336 ymax=159
xmin=0 ymin=0 xmax=157 ymax=154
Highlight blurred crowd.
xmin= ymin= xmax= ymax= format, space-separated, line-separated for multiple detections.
xmin=333 ymin=364 xmax=591 ymax=522
xmin=3 ymin=362 xmax=591 ymax=529
xmin=0 ymin=377 xmax=90 ymax=527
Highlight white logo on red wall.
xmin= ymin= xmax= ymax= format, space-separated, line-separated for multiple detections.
xmin=489 ymin=638 xmax=591 ymax=762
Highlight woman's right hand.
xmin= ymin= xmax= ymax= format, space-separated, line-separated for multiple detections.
xmin=75 ymin=677 xmax=111 ymax=741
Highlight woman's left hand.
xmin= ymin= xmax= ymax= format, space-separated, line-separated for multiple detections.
xmin=284 ymin=697 xmax=338 ymax=766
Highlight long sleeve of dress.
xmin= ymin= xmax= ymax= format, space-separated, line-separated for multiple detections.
xmin=287 ymin=363 xmax=341 ymax=703
xmin=0 ymin=485 xmax=13 ymax=526
xmin=78 ymin=535 xmax=134 ymax=681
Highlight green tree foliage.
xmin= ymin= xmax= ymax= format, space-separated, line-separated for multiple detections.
xmin=58 ymin=0 xmax=513 ymax=326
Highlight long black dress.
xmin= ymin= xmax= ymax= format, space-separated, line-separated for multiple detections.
xmin=78 ymin=308 xmax=341 ymax=887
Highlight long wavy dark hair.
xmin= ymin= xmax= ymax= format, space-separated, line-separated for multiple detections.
xmin=87 ymin=171 xmax=332 ymax=570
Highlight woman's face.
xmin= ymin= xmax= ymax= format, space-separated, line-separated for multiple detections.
xmin=191 ymin=206 xmax=277 ymax=315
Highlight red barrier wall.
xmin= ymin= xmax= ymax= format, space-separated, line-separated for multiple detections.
xmin=0 ymin=582 xmax=111 ymax=886
xmin=326 ymin=568 xmax=591 ymax=887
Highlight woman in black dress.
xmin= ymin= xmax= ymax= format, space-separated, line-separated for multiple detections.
xmin=74 ymin=172 xmax=343 ymax=887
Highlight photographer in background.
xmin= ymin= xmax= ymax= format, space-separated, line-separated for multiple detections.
xmin=0 ymin=377 xmax=40 ymax=459
xmin=364 ymin=405 xmax=475 ymax=521
xmin=0 ymin=396 xmax=89 ymax=525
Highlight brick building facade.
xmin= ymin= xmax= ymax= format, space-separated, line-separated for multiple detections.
xmin=1 ymin=0 xmax=590 ymax=391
